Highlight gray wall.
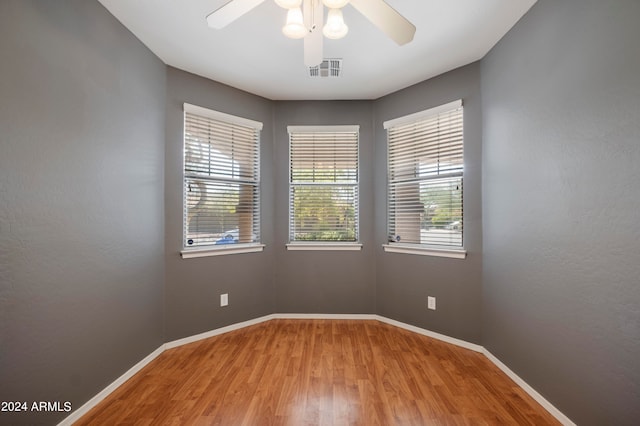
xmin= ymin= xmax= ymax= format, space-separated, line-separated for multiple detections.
xmin=373 ymin=63 xmax=484 ymax=344
xmin=164 ymin=67 xmax=276 ymax=340
xmin=0 ymin=1 xmax=166 ymax=424
xmin=481 ymin=0 xmax=640 ymax=424
xmin=5 ymin=0 xmax=639 ymax=424
xmin=273 ymin=101 xmax=376 ymax=314
xmin=165 ymin=71 xmax=479 ymax=330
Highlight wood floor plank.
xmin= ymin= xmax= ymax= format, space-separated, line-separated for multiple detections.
xmin=75 ymin=320 xmax=561 ymax=425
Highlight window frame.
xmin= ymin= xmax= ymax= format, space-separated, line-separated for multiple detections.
xmin=382 ymin=100 xmax=466 ymax=259
xmin=180 ymin=103 xmax=264 ymax=258
xmin=286 ymin=125 xmax=362 ymax=251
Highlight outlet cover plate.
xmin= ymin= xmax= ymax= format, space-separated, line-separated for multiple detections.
xmin=428 ymin=296 xmax=436 ymax=310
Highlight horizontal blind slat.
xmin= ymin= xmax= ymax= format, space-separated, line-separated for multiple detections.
xmin=289 ymin=127 xmax=359 ymax=242
xmin=184 ymin=109 xmax=261 ymax=248
xmin=387 ymin=105 xmax=463 ymax=248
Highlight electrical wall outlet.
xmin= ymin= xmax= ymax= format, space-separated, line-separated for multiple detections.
xmin=427 ymin=296 xmax=436 ymax=310
xmin=220 ymin=293 xmax=228 ymax=307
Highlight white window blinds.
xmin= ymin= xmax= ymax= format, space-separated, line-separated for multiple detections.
xmin=385 ymin=100 xmax=463 ymax=247
xmin=289 ymin=125 xmax=359 ymax=242
xmin=183 ymin=104 xmax=262 ymax=248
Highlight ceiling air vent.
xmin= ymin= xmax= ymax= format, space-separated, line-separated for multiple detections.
xmin=308 ymin=59 xmax=343 ymax=78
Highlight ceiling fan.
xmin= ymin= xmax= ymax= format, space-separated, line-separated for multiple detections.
xmin=206 ymin=0 xmax=416 ymax=67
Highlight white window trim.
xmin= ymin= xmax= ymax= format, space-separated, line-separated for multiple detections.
xmin=181 ymin=244 xmax=265 ymax=259
xmin=288 ymin=124 xmax=360 ymax=245
xmin=286 ymin=243 xmax=362 ymax=251
xmin=287 ymin=125 xmax=359 ymax=133
xmin=384 ymin=99 xmax=465 ymax=253
xmin=382 ymin=244 xmax=466 ymax=259
xmin=184 ymin=103 xmax=263 ymax=130
xmin=383 ymin=99 xmax=462 ymax=129
xmin=182 ymin=103 xmax=262 ymax=252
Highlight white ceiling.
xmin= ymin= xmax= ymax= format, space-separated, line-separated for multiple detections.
xmin=98 ymin=0 xmax=536 ymax=100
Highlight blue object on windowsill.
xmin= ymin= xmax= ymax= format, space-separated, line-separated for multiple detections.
xmin=215 ymin=234 xmax=237 ymax=245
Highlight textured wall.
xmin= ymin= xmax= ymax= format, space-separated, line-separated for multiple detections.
xmin=164 ymin=67 xmax=276 ymax=341
xmin=373 ymin=63 xmax=484 ymax=344
xmin=273 ymin=101 xmax=376 ymax=314
xmin=481 ymin=0 xmax=640 ymax=424
xmin=7 ymin=1 xmax=638 ymax=424
xmin=0 ymin=1 xmax=166 ymax=424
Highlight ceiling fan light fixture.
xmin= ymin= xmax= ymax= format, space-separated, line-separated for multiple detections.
xmin=322 ymin=0 xmax=350 ymax=8
xmin=274 ymin=0 xmax=302 ymax=9
xmin=323 ymin=8 xmax=348 ymax=39
xmin=282 ymin=7 xmax=308 ymax=39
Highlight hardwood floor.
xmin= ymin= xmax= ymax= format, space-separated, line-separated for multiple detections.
xmin=76 ymin=320 xmax=560 ymax=425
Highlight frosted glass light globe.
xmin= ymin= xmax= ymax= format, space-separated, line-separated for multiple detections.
xmin=282 ymin=7 xmax=308 ymax=39
xmin=323 ymin=8 xmax=348 ymax=39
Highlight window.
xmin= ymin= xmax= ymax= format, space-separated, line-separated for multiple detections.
xmin=182 ymin=104 xmax=262 ymax=257
xmin=288 ymin=125 xmax=360 ymax=249
xmin=384 ymin=100 xmax=465 ymax=258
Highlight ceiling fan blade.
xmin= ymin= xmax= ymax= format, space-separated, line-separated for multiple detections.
xmin=303 ymin=0 xmax=323 ymax=67
xmin=349 ymin=0 xmax=416 ymax=45
xmin=206 ymin=0 xmax=266 ymax=29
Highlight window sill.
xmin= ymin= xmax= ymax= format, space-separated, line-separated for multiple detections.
xmin=382 ymin=244 xmax=466 ymax=259
xmin=181 ymin=244 xmax=265 ymax=259
xmin=286 ymin=243 xmax=362 ymax=251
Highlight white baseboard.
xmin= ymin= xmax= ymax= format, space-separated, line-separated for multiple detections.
xmin=58 ymin=344 xmax=165 ymax=426
xmin=164 ymin=314 xmax=380 ymax=349
xmin=274 ymin=313 xmax=378 ymax=320
xmin=59 ymin=314 xmax=574 ymax=426
xmin=165 ymin=314 xmax=275 ymax=349
xmin=482 ymin=349 xmax=576 ymax=426
xmin=374 ymin=315 xmax=484 ymax=353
